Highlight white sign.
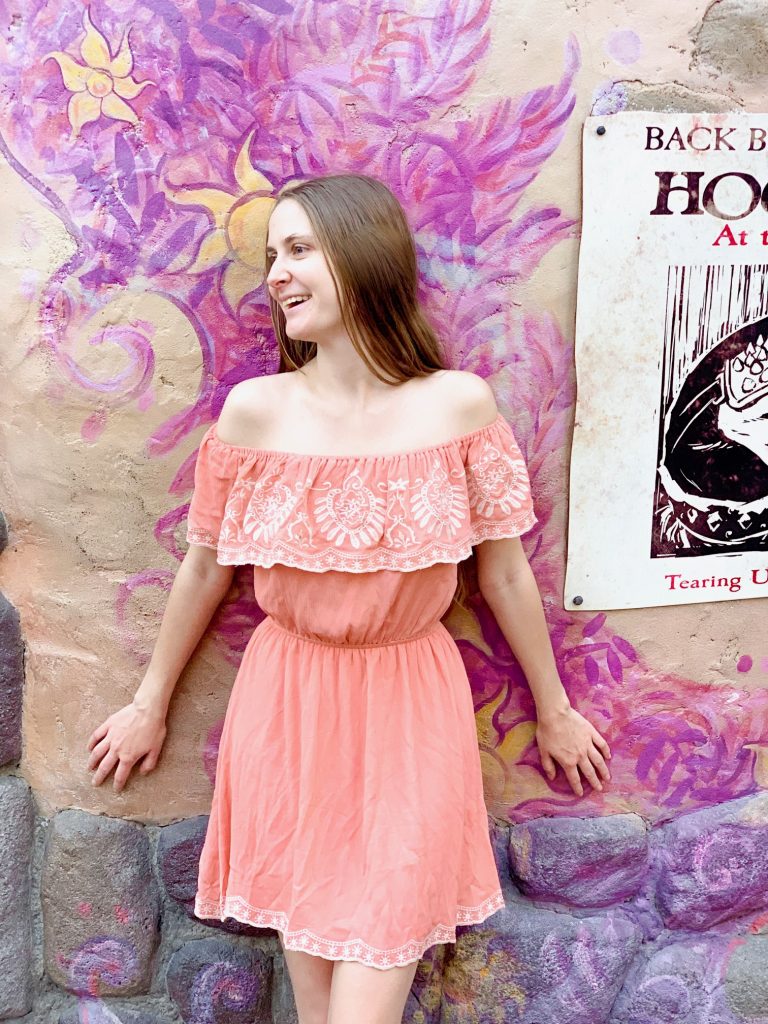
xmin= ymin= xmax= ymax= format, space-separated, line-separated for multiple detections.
xmin=566 ymin=111 xmax=768 ymax=609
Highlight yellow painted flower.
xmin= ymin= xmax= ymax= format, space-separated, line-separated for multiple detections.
xmin=166 ymin=130 xmax=276 ymax=311
xmin=45 ymin=8 xmax=154 ymax=138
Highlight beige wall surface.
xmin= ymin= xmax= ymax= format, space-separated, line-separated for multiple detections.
xmin=0 ymin=0 xmax=766 ymax=824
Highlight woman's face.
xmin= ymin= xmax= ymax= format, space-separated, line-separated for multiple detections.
xmin=266 ymin=198 xmax=344 ymax=343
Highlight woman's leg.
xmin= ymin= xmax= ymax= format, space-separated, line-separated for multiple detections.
xmin=327 ymin=959 xmax=419 ymax=1024
xmin=279 ymin=935 xmax=334 ymax=1024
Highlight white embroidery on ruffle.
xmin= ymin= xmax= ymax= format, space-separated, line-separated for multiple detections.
xmin=186 ymin=510 xmax=536 ymax=572
xmin=314 ymin=471 xmax=388 ymax=547
xmin=410 ymin=460 xmax=469 ymax=537
xmin=193 ymin=889 xmax=505 ymax=969
xmin=466 ymin=441 xmax=531 ymax=517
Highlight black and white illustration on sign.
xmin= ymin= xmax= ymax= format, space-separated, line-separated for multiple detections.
xmin=653 ymin=264 xmax=768 ymax=558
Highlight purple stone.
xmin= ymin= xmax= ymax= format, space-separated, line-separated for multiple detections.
xmin=157 ymin=816 xmax=273 ymax=938
xmin=654 ymin=794 xmax=768 ymax=930
xmin=509 ymin=813 xmax=649 ymax=908
xmin=166 ymin=939 xmax=272 ymax=1024
xmin=42 ymin=810 xmax=160 ymax=996
xmin=609 ymin=934 xmax=738 ymax=1024
xmin=442 ymin=900 xmax=641 ymax=1023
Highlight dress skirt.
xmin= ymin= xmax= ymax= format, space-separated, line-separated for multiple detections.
xmin=194 ymin=561 xmax=505 ymax=969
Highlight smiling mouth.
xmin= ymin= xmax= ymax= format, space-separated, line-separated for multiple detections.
xmin=282 ymin=295 xmax=310 ymax=311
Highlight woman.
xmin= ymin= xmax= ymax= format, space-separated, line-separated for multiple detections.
xmin=87 ymin=174 xmax=610 ymax=1024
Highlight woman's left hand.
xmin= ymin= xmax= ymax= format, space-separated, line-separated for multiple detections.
xmin=535 ymin=705 xmax=611 ymax=796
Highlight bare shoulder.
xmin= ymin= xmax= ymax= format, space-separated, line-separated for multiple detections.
xmin=215 ymin=373 xmax=292 ymax=445
xmin=428 ymin=369 xmax=498 ymax=433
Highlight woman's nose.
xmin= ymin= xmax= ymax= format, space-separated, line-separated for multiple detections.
xmin=266 ymin=257 xmax=289 ymax=286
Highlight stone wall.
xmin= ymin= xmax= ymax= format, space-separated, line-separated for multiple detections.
xmin=3 ymin=783 xmax=768 ymax=1021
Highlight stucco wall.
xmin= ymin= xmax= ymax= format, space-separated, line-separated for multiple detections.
xmin=3 ymin=0 xmax=765 ymax=825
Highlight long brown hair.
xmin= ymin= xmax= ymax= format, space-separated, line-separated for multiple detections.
xmin=264 ymin=173 xmax=474 ymax=607
xmin=266 ymin=174 xmax=445 ymax=382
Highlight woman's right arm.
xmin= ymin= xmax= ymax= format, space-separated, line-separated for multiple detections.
xmin=86 ymin=544 xmax=235 ymax=792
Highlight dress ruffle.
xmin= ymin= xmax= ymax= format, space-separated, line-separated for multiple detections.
xmin=186 ymin=414 xmax=536 ymax=571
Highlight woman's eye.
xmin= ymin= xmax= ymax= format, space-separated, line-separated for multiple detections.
xmin=292 ymin=244 xmax=308 ymax=255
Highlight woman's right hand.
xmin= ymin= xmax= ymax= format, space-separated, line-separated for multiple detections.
xmin=86 ymin=700 xmax=168 ymax=793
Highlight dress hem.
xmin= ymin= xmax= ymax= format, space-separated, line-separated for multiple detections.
xmin=193 ymin=889 xmax=505 ymax=970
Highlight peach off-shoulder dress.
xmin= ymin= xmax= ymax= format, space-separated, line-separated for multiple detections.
xmin=185 ymin=413 xmax=536 ymax=970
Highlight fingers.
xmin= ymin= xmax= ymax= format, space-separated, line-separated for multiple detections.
xmin=90 ymin=749 xmax=119 ymax=788
xmin=544 ymin=743 xmax=612 ymax=796
xmin=112 ymin=757 xmax=138 ymax=793
xmin=563 ymin=764 xmax=584 ymax=797
xmin=588 ymin=745 xmax=611 ymax=783
xmin=89 ymin=740 xmax=161 ymax=790
xmin=578 ymin=757 xmax=603 ymax=793
xmin=92 ymin=749 xmax=141 ymax=792
xmin=86 ymin=722 xmax=109 ymax=752
xmin=539 ymin=750 xmax=557 ymax=781
xmin=86 ymin=737 xmax=110 ymax=772
xmin=138 ymin=749 xmax=160 ymax=774
xmin=592 ymin=730 xmax=612 ymax=761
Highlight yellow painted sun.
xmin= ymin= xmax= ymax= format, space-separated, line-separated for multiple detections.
xmin=166 ymin=131 xmax=276 ymax=312
xmin=45 ymin=9 xmax=154 ymax=138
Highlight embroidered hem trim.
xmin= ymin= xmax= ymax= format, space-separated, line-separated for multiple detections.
xmin=194 ymin=889 xmax=505 ymax=970
xmin=186 ymin=512 xmax=537 ymax=573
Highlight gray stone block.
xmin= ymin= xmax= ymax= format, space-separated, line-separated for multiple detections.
xmin=509 ymin=813 xmax=648 ymax=907
xmin=0 ymin=511 xmax=8 ymax=553
xmin=0 ymin=777 xmax=34 ymax=1018
xmin=0 ymin=592 xmax=24 ymax=766
xmin=610 ymin=935 xmax=737 ymax=1024
xmin=59 ymin=1005 xmax=161 ymax=1024
xmin=724 ymin=934 xmax=768 ymax=1019
xmin=655 ymin=794 xmax=768 ymax=930
xmin=42 ymin=810 xmax=160 ymax=996
xmin=270 ymin=955 xmax=299 ymax=1024
xmin=166 ymin=939 xmax=272 ymax=1024
xmin=157 ymin=816 xmax=271 ymax=938
xmin=157 ymin=815 xmax=208 ymax=910
xmin=441 ymin=901 xmax=641 ymax=1024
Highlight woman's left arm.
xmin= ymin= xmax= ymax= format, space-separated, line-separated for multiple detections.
xmin=475 ymin=535 xmax=612 ymax=797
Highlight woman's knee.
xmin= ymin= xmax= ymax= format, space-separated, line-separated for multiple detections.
xmin=279 ymin=939 xmax=334 ymax=1024
xmin=327 ymin=959 xmax=418 ymax=1024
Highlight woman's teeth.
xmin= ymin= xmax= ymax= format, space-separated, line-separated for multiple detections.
xmin=284 ymin=295 xmax=310 ymax=309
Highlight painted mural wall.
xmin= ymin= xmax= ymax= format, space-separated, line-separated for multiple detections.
xmin=0 ymin=0 xmax=766 ymax=832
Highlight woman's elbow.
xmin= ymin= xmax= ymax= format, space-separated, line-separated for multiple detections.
xmin=182 ymin=544 xmax=236 ymax=590
xmin=476 ymin=537 xmax=531 ymax=598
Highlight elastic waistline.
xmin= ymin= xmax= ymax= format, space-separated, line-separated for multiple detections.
xmin=261 ymin=617 xmax=443 ymax=650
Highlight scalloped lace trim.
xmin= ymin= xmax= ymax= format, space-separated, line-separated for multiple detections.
xmin=194 ymin=890 xmax=505 ymax=969
xmin=186 ymin=512 xmax=537 ymax=572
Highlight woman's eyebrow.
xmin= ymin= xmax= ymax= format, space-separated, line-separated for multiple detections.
xmin=266 ymin=233 xmax=314 ymax=252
